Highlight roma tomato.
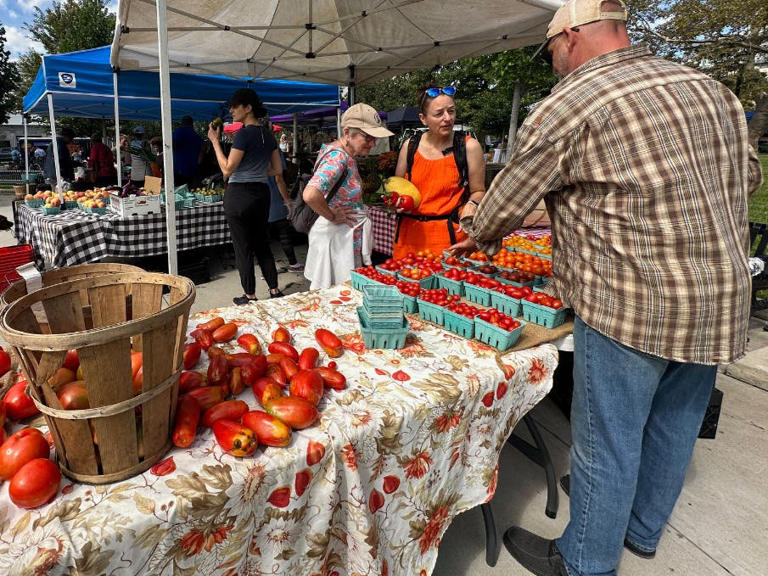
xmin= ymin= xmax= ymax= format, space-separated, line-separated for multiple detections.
xmin=201 ymin=399 xmax=249 ymax=428
xmin=272 ymin=326 xmax=291 ymax=343
xmin=0 ymin=348 xmax=10 ymax=378
xmin=298 ymin=347 xmax=320 ymax=371
xmin=268 ymin=342 xmax=299 ymax=363
xmin=172 ymin=394 xmax=201 ymax=448
xmin=56 ymin=381 xmax=89 ymax=410
xmin=212 ymin=323 xmax=238 ymax=343
xmin=0 ymin=427 xmax=50 ymax=480
xmin=182 ymin=342 xmax=202 ymax=370
xmin=315 ymin=329 xmax=343 ymax=358
xmin=184 ymin=385 xmax=225 ymax=411
xmin=3 ymin=381 xmax=39 ymax=421
xmin=242 ymin=410 xmax=292 ymax=447
xmin=314 ymin=367 xmax=346 ymax=391
xmin=289 ymin=370 xmax=324 ymax=405
xmin=212 ymin=419 xmax=258 ymax=457
xmin=8 ymin=458 xmax=60 ymax=509
xmin=236 ymin=333 xmax=261 ymax=355
xmin=252 ymin=377 xmax=283 ymax=407
xmin=196 ymin=316 xmax=224 ymax=332
xmin=179 ymin=370 xmax=205 ymax=393
xmin=265 ymin=396 xmax=318 ymax=430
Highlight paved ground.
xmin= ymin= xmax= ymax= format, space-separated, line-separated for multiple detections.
xmin=1 ymin=192 xmax=766 ymax=576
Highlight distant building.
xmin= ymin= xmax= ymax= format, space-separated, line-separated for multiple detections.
xmin=0 ymin=114 xmax=49 ymax=148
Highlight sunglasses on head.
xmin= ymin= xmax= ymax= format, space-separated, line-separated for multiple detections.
xmin=424 ymin=86 xmax=457 ymax=98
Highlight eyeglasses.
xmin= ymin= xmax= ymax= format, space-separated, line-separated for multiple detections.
xmin=538 ymin=27 xmax=579 ymax=67
xmin=424 ymin=86 xmax=457 ymax=99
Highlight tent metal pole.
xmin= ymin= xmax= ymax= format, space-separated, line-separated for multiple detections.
xmin=23 ymin=115 xmax=29 ymax=195
xmin=47 ymin=93 xmax=63 ymax=201
xmin=292 ymin=113 xmax=298 ymax=164
xmin=337 ymin=106 xmax=341 ymax=139
xmin=113 ymin=72 xmax=123 ymax=187
xmin=348 ymin=65 xmax=356 ymax=105
xmin=156 ymin=0 xmax=178 ymax=275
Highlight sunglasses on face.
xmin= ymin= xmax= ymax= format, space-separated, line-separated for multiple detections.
xmin=425 ymin=86 xmax=457 ymax=98
xmin=538 ymin=26 xmax=579 ymax=67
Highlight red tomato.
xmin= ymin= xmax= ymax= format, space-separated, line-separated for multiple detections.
xmin=0 ymin=427 xmax=51 ymax=480
xmin=0 ymin=348 xmax=10 ymax=378
xmin=8 ymin=458 xmax=61 ymax=508
xmin=3 ymin=381 xmax=39 ymax=421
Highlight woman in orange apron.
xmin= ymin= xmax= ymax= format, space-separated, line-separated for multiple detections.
xmin=393 ymin=85 xmax=487 ymax=259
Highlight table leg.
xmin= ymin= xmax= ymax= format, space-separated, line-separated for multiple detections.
xmin=480 ymin=503 xmax=499 ymax=566
xmin=507 ymin=414 xmax=559 ymax=519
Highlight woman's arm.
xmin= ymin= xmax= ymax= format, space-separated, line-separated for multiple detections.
xmin=394 ymin=139 xmax=410 ymax=177
xmin=207 ymin=124 xmax=244 ymax=179
xmin=269 ymin=149 xmax=291 ymax=203
xmin=459 ymin=137 xmax=487 ymax=219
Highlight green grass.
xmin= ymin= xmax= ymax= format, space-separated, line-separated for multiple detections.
xmin=749 ymin=154 xmax=768 ymax=225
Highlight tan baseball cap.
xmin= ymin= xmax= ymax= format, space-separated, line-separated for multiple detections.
xmin=547 ymin=0 xmax=627 ymax=39
xmin=341 ymin=103 xmax=394 ymax=138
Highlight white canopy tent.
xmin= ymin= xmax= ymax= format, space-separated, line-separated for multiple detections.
xmin=111 ymin=0 xmax=561 ymax=273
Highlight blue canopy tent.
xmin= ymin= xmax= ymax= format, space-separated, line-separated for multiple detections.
xmin=22 ymin=46 xmax=339 ymax=121
xmin=21 ymin=45 xmax=339 ymax=273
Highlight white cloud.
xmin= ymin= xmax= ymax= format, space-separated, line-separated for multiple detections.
xmin=18 ymin=0 xmax=47 ymax=14
xmin=5 ymin=25 xmax=44 ymax=59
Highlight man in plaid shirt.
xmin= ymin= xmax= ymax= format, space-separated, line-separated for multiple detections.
xmin=452 ymin=1 xmax=763 ymax=575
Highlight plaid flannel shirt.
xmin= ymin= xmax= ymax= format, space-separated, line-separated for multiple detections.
xmin=470 ymin=45 xmax=763 ymax=364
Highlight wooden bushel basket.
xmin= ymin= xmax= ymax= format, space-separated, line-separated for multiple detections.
xmin=0 ymin=272 xmax=195 ymax=484
xmin=1 ymin=262 xmax=144 ymax=309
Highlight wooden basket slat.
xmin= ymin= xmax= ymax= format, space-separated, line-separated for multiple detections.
xmin=79 ymin=338 xmax=138 ymax=474
xmin=141 ymin=322 xmax=178 ymax=459
xmin=13 ymin=307 xmax=43 ymax=337
xmin=43 ymin=291 xmax=86 ymax=334
xmin=131 ymin=283 xmax=164 ymax=321
xmin=88 ymin=284 xmax=128 ymax=328
xmin=169 ymin=286 xmax=186 ymax=306
xmin=1 ymin=263 xmax=143 ymax=309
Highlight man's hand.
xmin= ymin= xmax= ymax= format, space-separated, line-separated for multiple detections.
xmin=448 ymin=236 xmax=477 ymax=258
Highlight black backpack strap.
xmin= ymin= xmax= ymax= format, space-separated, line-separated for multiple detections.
xmin=405 ymin=132 xmax=423 ymax=181
xmin=453 ymin=131 xmax=470 ymax=203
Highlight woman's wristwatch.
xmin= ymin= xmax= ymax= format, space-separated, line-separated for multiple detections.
xmin=467 ymin=200 xmax=479 ymax=208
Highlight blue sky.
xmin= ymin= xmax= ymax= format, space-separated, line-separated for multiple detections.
xmin=1 ymin=0 xmax=118 ymax=60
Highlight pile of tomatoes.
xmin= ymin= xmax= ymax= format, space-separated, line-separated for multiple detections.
xmin=445 ymin=301 xmax=484 ymax=319
xmin=441 ymin=267 xmax=468 ymax=281
xmin=176 ymin=320 xmax=347 ymax=458
xmin=497 ymin=269 xmax=537 ymax=284
xmin=354 ymin=266 xmax=398 ymax=285
xmin=443 ymin=256 xmax=470 ymax=269
xmin=476 ymin=309 xmax=522 ymax=332
xmin=464 ymin=272 xmax=502 ymax=290
xmin=467 ymin=251 xmax=490 ymax=262
xmin=524 ymin=292 xmax=564 ymax=309
xmin=0 ymin=427 xmax=60 ymax=509
xmin=399 ymin=267 xmax=431 ymax=281
xmin=395 ymin=280 xmax=421 ymax=297
xmin=418 ymin=288 xmax=460 ymax=307
xmin=377 ymin=250 xmax=444 ymax=275
xmin=494 ymin=284 xmax=534 ymax=300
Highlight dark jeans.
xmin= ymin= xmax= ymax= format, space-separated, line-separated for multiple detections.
xmin=224 ymin=182 xmax=278 ymax=294
xmin=269 ymin=218 xmax=297 ymax=265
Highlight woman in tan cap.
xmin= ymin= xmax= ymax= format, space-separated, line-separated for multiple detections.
xmin=303 ymin=103 xmax=393 ymax=290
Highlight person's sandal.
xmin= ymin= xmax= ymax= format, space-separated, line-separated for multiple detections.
xmin=233 ymin=295 xmax=258 ymax=305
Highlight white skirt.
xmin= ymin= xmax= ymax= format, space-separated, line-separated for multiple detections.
xmin=304 ymin=210 xmax=372 ymax=290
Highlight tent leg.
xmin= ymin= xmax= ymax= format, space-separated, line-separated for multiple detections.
xmin=113 ymin=72 xmax=123 ymax=187
xmin=23 ymin=115 xmax=29 ymax=195
xmin=47 ymin=93 xmax=63 ymax=201
xmin=155 ymin=0 xmax=178 ymax=275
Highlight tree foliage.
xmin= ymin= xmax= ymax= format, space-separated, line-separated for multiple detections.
xmin=0 ymin=23 xmax=19 ymax=125
xmin=356 ymin=47 xmax=557 ymax=142
xmin=626 ymin=0 xmax=768 ymax=144
xmin=15 ymin=0 xmax=116 ymax=133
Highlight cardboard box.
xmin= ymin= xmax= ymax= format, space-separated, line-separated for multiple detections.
xmin=143 ymin=176 xmax=163 ymax=195
xmin=109 ymin=193 xmax=162 ymax=217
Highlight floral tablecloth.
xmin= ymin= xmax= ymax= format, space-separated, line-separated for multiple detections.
xmin=0 ymin=285 xmax=558 ymax=576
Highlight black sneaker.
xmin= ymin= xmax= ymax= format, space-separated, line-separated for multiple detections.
xmin=623 ymin=538 xmax=656 ymax=559
xmin=269 ymin=290 xmax=285 ymax=299
xmin=503 ymin=526 xmax=568 ymax=576
xmin=233 ymin=295 xmax=257 ymax=305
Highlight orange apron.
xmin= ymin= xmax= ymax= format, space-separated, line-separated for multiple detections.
xmin=392 ymin=150 xmax=467 ymax=260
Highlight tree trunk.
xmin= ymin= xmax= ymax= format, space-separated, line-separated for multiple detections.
xmin=748 ymin=92 xmax=768 ymax=151
xmin=506 ymin=82 xmax=522 ymax=161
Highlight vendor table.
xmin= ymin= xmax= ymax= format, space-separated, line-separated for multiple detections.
xmin=0 ymin=285 xmax=559 ymax=576
xmin=369 ymin=204 xmax=396 ymax=255
xmin=15 ymin=203 xmax=231 ymax=269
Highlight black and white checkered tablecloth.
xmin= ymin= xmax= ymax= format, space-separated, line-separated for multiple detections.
xmin=16 ymin=203 xmax=231 ymax=270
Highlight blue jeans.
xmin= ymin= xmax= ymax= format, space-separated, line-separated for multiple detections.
xmin=557 ymin=317 xmax=716 ymax=576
